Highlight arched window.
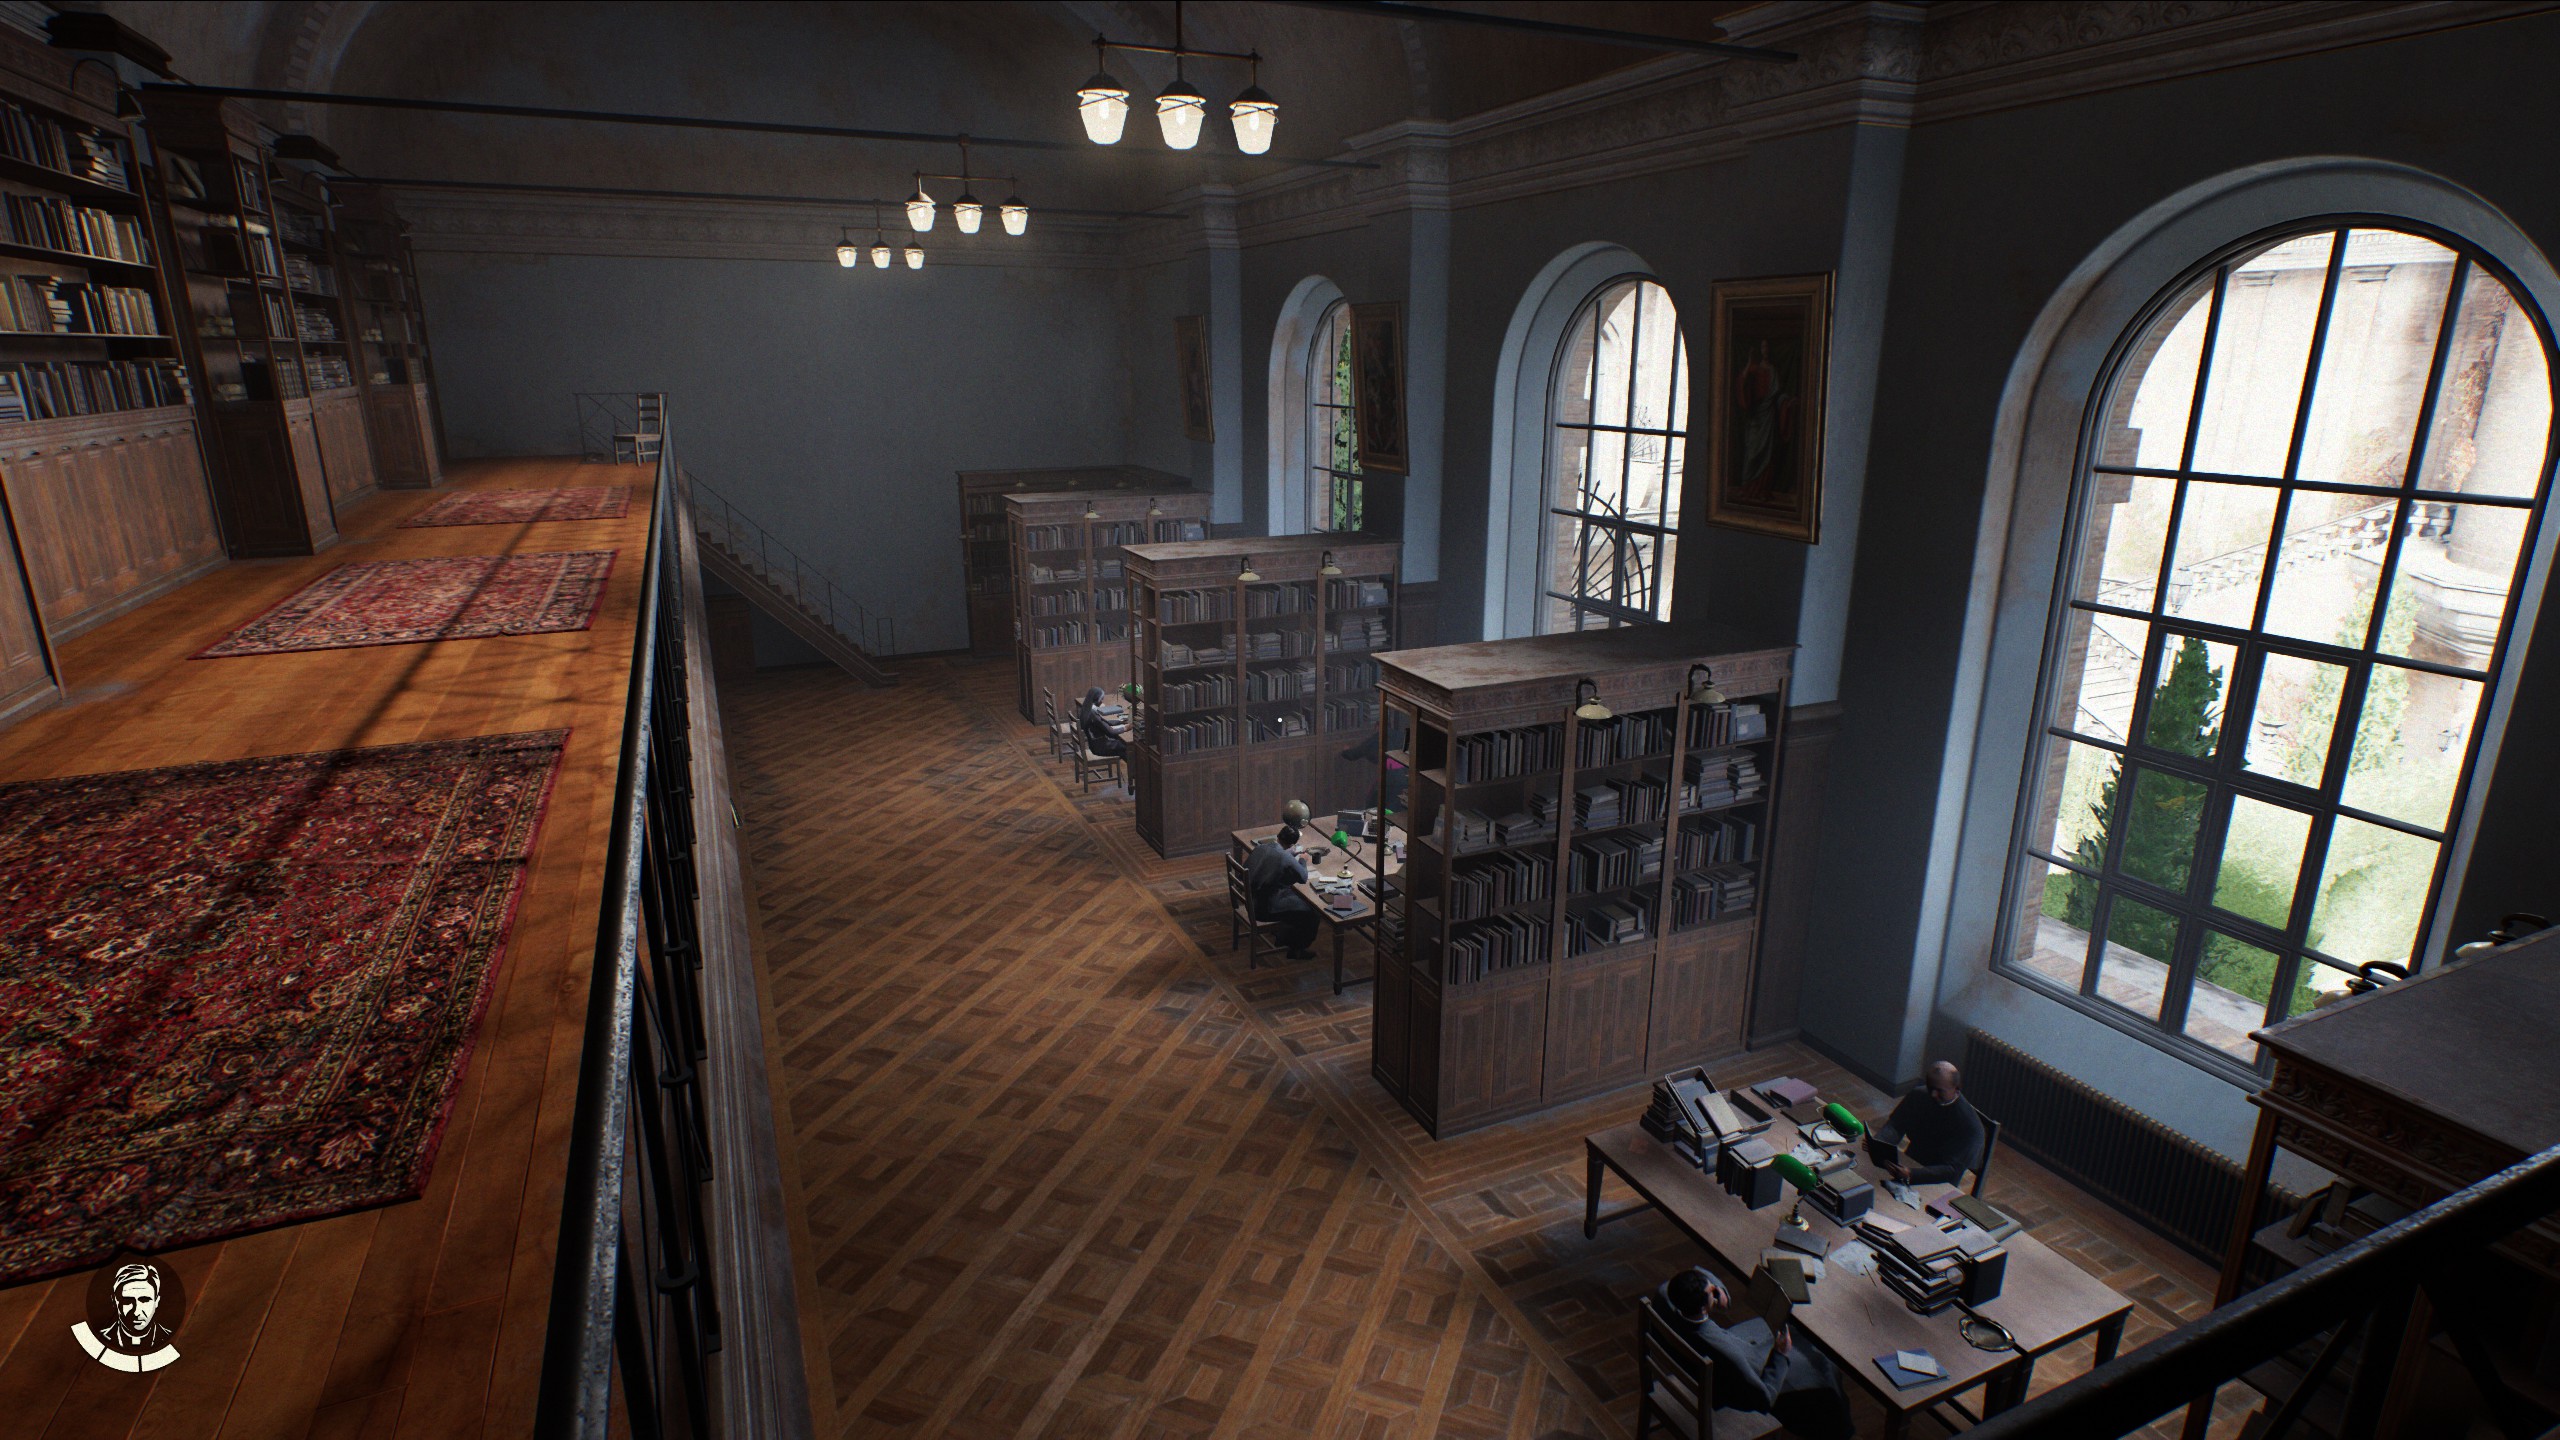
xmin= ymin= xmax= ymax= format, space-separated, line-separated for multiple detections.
xmin=2004 ymin=222 xmax=2555 ymax=1069
xmin=1308 ymin=299 xmax=1362 ymax=531
xmin=1543 ymin=277 xmax=1688 ymax=631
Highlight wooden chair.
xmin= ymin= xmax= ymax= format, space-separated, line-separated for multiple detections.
xmin=1070 ymin=732 xmax=1123 ymax=794
xmin=1971 ymin=1112 xmax=2003 ymax=1198
xmin=1041 ymin=687 xmax=1076 ymax=762
xmin=1225 ymin=852 xmax=1284 ymax=968
xmin=1635 ymin=1296 xmax=1782 ymax=1440
xmin=613 ymin=393 xmax=665 ymax=464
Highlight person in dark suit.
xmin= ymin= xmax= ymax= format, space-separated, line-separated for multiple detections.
xmin=1077 ymin=686 xmax=1127 ymax=759
xmin=1658 ymin=1267 xmax=1853 ymax=1440
xmin=1866 ymin=1060 xmax=1988 ymax=1187
xmin=1245 ymin=824 xmax=1321 ymax=959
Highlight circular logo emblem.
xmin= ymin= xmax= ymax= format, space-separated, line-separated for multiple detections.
xmin=73 ymin=1252 xmax=185 ymax=1373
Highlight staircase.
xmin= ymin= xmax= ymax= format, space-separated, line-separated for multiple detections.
xmin=690 ymin=473 xmax=897 ymax=688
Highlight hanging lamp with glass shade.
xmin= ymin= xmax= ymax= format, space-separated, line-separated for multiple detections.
xmin=1001 ymin=191 xmax=1029 ymax=236
xmin=1076 ymin=40 xmax=1130 ymax=145
xmin=905 ymin=177 xmax=936 ymax=233
xmin=835 ymin=227 xmax=858 ymax=268
xmin=953 ymin=192 xmax=982 ymax=234
xmin=869 ymin=203 xmax=891 ymax=268
xmin=904 ymin=242 xmax=925 ymax=270
xmin=1156 ymin=73 xmax=1207 ymax=149
xmin=1229 ymin=55 xmax=1277 ymax=155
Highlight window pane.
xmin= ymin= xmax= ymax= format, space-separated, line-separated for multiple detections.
xmin=2192 ymin=232 xmax=2336 ymax=478
xmin=2378 ymin=501 xmax=2529 ymax=668
xmin=2310 ymin=817 xmax=2440 ymax=970
xmin=2341 ymin=665 xmax=2480 ymax=833
xmin=2097 ymin=278 xmax=2213 ymax=468
xmin=2163 ymin=480 xmax=2278 ymax=628
xmin=1662 ymin=435 xmax=1688 ymax=530
xmin=1626 ymin=431 xmax=1669 ymax=527
xmin=2281 ymin=957 xmax=2363 ymax=1021
xmin=1593 ymin=285 xmax=1636 ymax=429
xmin=2059 ymin=611 xmax=2148 ymax=743
xmin=2141 ymin=634 xmax=2233 ymax=758
xmin=2074 ymin=472 xmax=2177 ymax=612
xmin=1581 ymin=429 xmax=1628 ymax=516
xmin=2188 ymin=931 xmax=2284 ymax=1059
xmin=2097 ymin=896 xmax=2178 ymax=1019
xmin=1652 ymin=532 xmax=1678 ymax=623
xmin=1546 ymin=509 xmax=1586 ymax=605
xmin=1556 ymin=305 xmax=1597 ymax=427
xmin=2120 ymin=767 xmax=2208 ymax=891
xmin=2213 ymin=796 xmax=2312 ymax=929
xmin=2243 ymin=652 xmax=2347 ymax=784
xmin=2015 ymin=854 xmax=2094 ymax=990
xmin=2025 ymin=733 xmax=2124 ymax=872
xmin=2296 ymin=230 xmax=2459 ymax=486
xmin=2262 ymin=495 xmax=2393 ymax=645
xmin=2420 ymin=266 xmax=2555 ymax=500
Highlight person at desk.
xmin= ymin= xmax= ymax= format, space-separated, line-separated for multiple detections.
xmin=1659 ymin=1268 xmax=1854 ymax=1440
xmin=1077 ymin=686 xmax=1128 ymax=759
xmin=1865 ymin=1059 xmax=1987 ymax=1187
xmin=1246 ymin=823 xmax=1321 ymax=960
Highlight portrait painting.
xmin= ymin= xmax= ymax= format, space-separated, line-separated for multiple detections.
xmin=1350 ymin=301 xmax=1408 ymax=474
xmin=1174 ymin=314 xmax=1214 ymax=442
xmin=1705 ymin=273 xmax=1833 ymax=544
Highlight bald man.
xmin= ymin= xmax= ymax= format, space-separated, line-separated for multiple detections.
xmin=1867 ymin=1061 xmax=1988 ymax=1187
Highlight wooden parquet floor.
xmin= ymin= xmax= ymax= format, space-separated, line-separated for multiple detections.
xmin=726 ymin=657 xmax=2260 ymax=1440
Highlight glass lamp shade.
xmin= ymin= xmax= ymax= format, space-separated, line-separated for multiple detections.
xmin=870 ymin=243 xmax=891 ymax=269
xmin=836 ymin=242 xmax=858 ymax=268
xmin=1000 ymin=197 xmax=1028 ymax=236
xmin=1155 ymin=80 xmax=1208 ymax=150
xmin=953 ymin=195 xmax=982 ymax=234
xmin=904 ymin=243 xmax=924 ymax=270
xmin=1229 ymin=87 xmax=1278 ymax=155
xmin=1076 ymin=74 xmax=1130 ymax=144
xmin=905 ymin=187 xmax=935 ymax=233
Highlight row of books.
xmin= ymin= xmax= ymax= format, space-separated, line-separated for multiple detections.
xmin=1688 ymin=700 xmax=1770 ymax=748
xmin=1248 ymin=709 xmax=1311 ymax=741
xmin=1245 ymin=661 xmax=1316 ymax=702
xmin=1 ymin=193 xmax=150 ymax=262
xmin=1683 ymin=750 xmax=1767 ymax=811
xmin=0 ymin=359 xmax=188 ymax=423
xmin=1575 ymin=775 xmax=1668 ymax=829
xmin=282 ymin=253 xmax=337 ymax=296
xmin=1245 ymin=582 xmax=1313 ymax=616
xmin=199 ymin=215 xmax=282 ymax=281
xmin=1448 ymin=911 xmax=1552 ymax=983
xmin=1157 ymin=518 xmax=1208 ymax=542
xmin=1158 ymin=714 xmax=1238 ymax=755
xmin=0 ymin=276 xmax=158 ymax=336
xmin=1323 ymin=697 xmax=1376 ymax=732
xmin=1452 ymin=724 xmax=1567 ymax=784
xmin=1246 ymin=627 xmax=1318 ymax=660
xmin=1671 ymin=865 xmax=1758 ymax=926
xmin=306 ymin=354 xmax=353 ymax=391
xmin=1575 ymin=709 xmax=1676 ymax=767
xmin=1029 ymin=620 xmax=1090 ymax=648
xmin=1157 ymin=671 xmax=1235 ymax=712
xmin=1449 ymin=808 xmax=1558 ymax=854
xmin=1677 ymin=814 xmax=1760 ymax=871
xmin=1024 ymin=523 xmax=1081 ymax=550
xmin=294 ymin=304 xmax=340 ymax=343
xmin=1097 ymin=557 xmax=1125 ymax=580
xmin=1332 ymin=613 xmax=1389 ymax=650
xmin=1157 ymin=588 xmax=1234 ymax=623
xmin=1026 ymin=562 xmax=1084 ymax=583
xmin=1327 ymin=657 xmax=1380 ymax=693
xmin=0 ymin=102 xmax=128 ymax=189
xmin=1569 ymin=832 xmax=1662 ymax=895
xmin=1446 ymin=850 xmax=1555 ymax=921
xmin=1159 ymin=640 xmax=1233 ymax=668
xmin=1567 ymin=893 xmax=1655 ymax=955
xmin=1326 ymin=577 xmax=1391 ymax=609
xmin=1093 ymin=520 xmax=1146 ymax=546
xmin=1026 ymin=589 xmax=1085 ymax=616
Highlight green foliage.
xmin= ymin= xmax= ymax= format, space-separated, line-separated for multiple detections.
xmin=2066 ymin=637 xmax=2225 ymax=957
xmin=2197 ymin=933 xmax=2322 ymax=1019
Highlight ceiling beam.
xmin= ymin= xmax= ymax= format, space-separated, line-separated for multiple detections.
xmin=1274 ymin=2 xmax=1797 ymax=63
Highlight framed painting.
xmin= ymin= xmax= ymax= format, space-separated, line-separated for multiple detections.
xmin=1350 ymin=301 xmax=1408 ymax=474
xmin=1704 ymin=273 xmax=1833 ymax=544
xmin=1175 ymin=314 xmax=1214 ymax=442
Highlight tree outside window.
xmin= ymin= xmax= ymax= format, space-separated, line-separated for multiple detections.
xmin=1309 ymin=300 xmax=1363 ymax=532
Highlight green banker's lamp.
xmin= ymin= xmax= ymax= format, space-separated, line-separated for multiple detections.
xmin=1771 ymin=1153 xmax=1822 ymax=1231
xmin=1821 ymin=1102 xmax=1867 ymax=1151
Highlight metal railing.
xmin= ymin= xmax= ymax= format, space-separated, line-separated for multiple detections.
xmin=1967 ymin=1141 xmax=2560 ymax=1440
xmin=574 ymin=391 xmax=645 ymax=463
xmin=689 ymin=471 xmax=899 ymax=657
xmin=538 ymin=412 xmax=725 ymax=1439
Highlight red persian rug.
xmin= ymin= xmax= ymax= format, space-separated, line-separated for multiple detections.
xmin=401 ymin=486 xmax=632 ymax=528
xmin=0 ymin=730 xmax=566 ymax=1287
xmin=198 ymin=551 xmax=616 ymax=657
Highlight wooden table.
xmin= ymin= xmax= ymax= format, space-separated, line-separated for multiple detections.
xmin=1584 ymin=1111 xmax=2132 ymax=1437
xmin=1231 ymin=821 xmax=1406 ymax=995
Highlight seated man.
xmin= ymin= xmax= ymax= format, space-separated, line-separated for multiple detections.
xmin=1866 ymin=1059 xmax=1988 ymax=1187
xmin=1656 ymin=1267 xmax=1854 ymax=1440
xmin=1245 ymin=823 xmax=1321 ymax=960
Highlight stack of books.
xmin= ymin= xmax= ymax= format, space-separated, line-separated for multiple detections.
xmin=1451 ymin=810 xmax=1496 ymax=852
xmin=1565 ymin=893 xmax=1654 ymax=955
xmin=1491 ymin=811 xmax=1554 ymax=848
xmin=1331 ymin=613 xmax=1389 ymax=650
xmin=1677 ymin=815 xmax=1759 ymax=870
xmin=1325 ymin=576 xmax=1392 ymax=609
xmin=1683 ymin=750 xmax=1766 ymax=811
xmin=1869 ymin=1223 xmax=1964 ymax=1313
xmin=1687 ymin=701 xmax=1769 ymax=748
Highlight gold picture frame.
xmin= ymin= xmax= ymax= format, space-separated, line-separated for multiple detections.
xmin=1351 ymin=301 xmax=1408 ymax=475
xmin=1175 ymin=314 xmax=1214 ymax=443
xmin=1704 ymin=273 xmax=1833 ymax=544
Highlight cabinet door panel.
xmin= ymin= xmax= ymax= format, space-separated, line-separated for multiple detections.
xmin=1545 ymin=949 xmax=1654 ymax=1098
xmin=1649 ymin=922 xmax=1753 ymax=1069
xmin=1446 ymin=977 xmax=1545 ymax=1124
xmin=0 ymin=505 xmax=52 ymax=712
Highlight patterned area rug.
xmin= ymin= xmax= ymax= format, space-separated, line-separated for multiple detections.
xmin=400 ymin=486 xmax=632 ymax=528
xmin=0 ymin=731 xmax=566 ymax=1287
xmin=199 ymin=551 xmax=616 ymax=657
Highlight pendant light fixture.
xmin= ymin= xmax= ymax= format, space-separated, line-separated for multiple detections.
xmin=867 ymin=202 xmax=891 ymax=268
xmin=1079 ymin=2 xmax=1276 ymax=154
xmin=1001 ymin=191 xmax=1029 ymax=235
xmin=905 ymin=175 xmax=936 ymax=233
xmin=951 ymin=139 xmax=982 ymax=234
xmin=1230 ymin=56 xmax=1278 ymax=156
xmin=1573 ymin=679 xmax=1613 ymax=722
xmin=904 ymin=241 xmax=925 ymax=269
xmin=836 ymin=227 xmax=858 ymax=268
xmin=1156 ymin=73 xmax=1207 ymax=150
xmin=1076 ymin=39 xmax=1131 ymax=145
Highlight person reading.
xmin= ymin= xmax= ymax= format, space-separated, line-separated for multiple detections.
xmin=1866 ymin=1060 xmax=1987 ymax=1186
xmin=1656 ymin=1267 xmax=1853 ymax=1440
xmin=1076 ymin=686 xmax=1127 ymax=759
xmin=1245 ymin=824 xmax=1321 ymax=959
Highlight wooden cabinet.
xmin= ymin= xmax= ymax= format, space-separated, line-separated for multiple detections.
xmin=0 ymin=406 xmax=222 ymax=636
xmin=1370 ymin=624 xmax=1794 ymax=1136
xmin=0 ymin=512 xmax=49 ymax=721
xmin=332 ymin=184 xmax=443 ymax=490
xmin=312 ymin=389 xmax=374 ymax=505
xmin=959 ymin=466 xmax=1191 ymax=656
xmin=1006 ymin=488 xmax=1208 ymax=724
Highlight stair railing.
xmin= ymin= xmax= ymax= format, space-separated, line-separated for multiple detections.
xmin=687 ymin=470 xmax=899 ymax=658
xmin=574 ymin=391 xmax=646 ymax=462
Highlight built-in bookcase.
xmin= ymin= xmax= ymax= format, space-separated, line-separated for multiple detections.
xmin=1124 ymin=534 xmax=1400 ymax=857
xmin=1008 ymin=487 xmax=1210 ymax=723
xmin=329 ymin=181 xmax=442 ymax=488
xmin=957 ymin=465 xmax=1190 ymax=656
xmin=1370 ymin=625 xmax=1793 ymax=1136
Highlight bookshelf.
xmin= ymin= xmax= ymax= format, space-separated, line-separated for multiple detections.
xmin=270 ymin=149 xmax=375 ymax=509
xmin=1124 ymin=534 xmax=1400 ymax=858
xmin=0 ymin=23 xmax=222 ymax=725
xmin=1368 ymin=625 xmax=1794 ymax=1137
xmin=1008 ymin=487 xmax=1209 ymax=723
xmin=330 ymin=181 xmax=442 ymax=489
xmin=959 ymin=465 xmax=1190 ymax=656
xmin=139 ymin=90 xmax=340 ymax=555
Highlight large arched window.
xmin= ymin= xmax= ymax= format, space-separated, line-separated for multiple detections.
xmin=2003 ymin=222 xmax=2554 ymax=1070
xmin=1543 ymin=277 xmax=1688 ymax=631
xmin=1308 ymin=299 xmax=1362 ymax=532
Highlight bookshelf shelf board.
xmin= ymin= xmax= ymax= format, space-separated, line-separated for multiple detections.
xmin=0 ymin=153 xmax=140 ymax=208
xmin=0 ymin=239 xmax=154 ymax=273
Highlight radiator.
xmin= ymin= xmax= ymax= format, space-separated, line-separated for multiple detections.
xmin=1962 ymin=1029 xmax=2276 ymax=1262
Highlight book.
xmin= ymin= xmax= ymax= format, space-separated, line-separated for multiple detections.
xmin=1951 ymin=1193 xmax=2023 ymax=1241
xmin=1758 ymin=1255 xmax=1810 ymax=1306
xmin=1756 ymin=1077 xmax=1818 ymax=1109
xmin=1872 ymin=1351 xmax=1944 ymax=1390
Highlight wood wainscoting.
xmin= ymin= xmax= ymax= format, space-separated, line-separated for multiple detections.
xmin=0 ymin=406 xmax=226 ymax=644
xmin=312 ymin=390 xmax=379 ymax=509
xmin=1751 ymin=699 xmax=1840 ymax=1044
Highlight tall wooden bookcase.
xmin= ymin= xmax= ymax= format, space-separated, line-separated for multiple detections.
xmin=1369 ymin=625 xmax=1793 ymax=1137
xmin=1008 ymin=487 xmax=1208 ymax=722
xmin=330 ymin=181 xmax=442 ymax=489
xmin=0 ymin=23 xmax=219 ymax=725
xmin=270 ymin=152 xmax=375 ymax=511
xmin=958 ymin=464 xmax=1189 ymax=656
xmin=1125 ymin=534 xmax=1401 ymax=857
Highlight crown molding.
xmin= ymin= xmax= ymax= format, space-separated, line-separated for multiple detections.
xmin=397 ymin=190 xmax=1125 ymax=269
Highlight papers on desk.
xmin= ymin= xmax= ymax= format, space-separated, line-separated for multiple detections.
xmin=1872 ymin=1349 xmax=1944 ymax=1389
xmin=1827 ymin=1239 xmax=1879 ymax=1278
xmin=1887 ymin=1181 xmax=1919 ymax=1208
